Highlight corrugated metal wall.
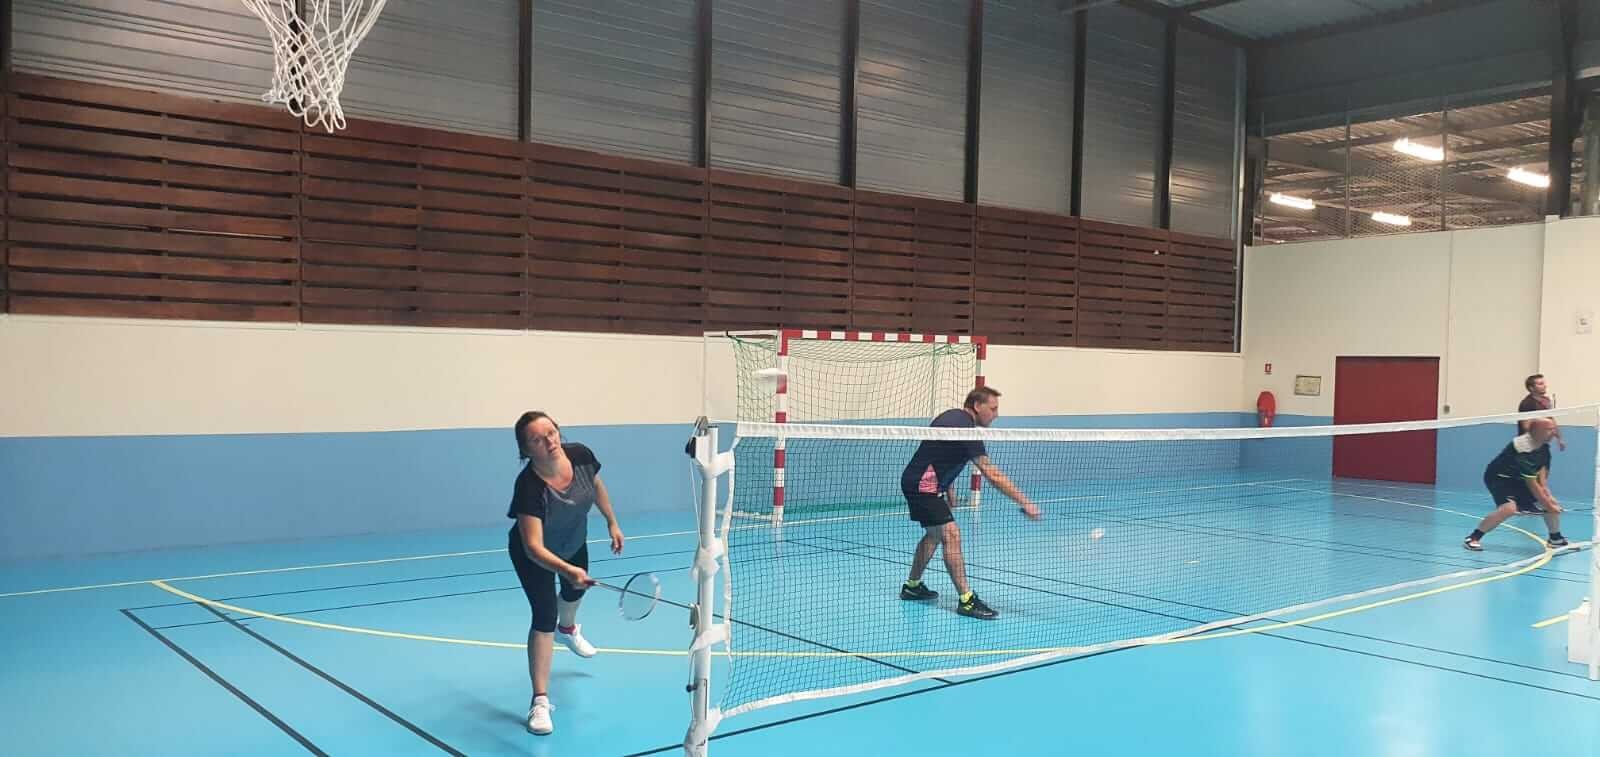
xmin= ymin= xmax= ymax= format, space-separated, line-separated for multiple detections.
xmin=12 ymin=0 xmax=274 ymax=104
xmin=1580 ymin=0 xmax=1600 ymax=81
xmin=977 ymin=0 xmax=1073 ymax=214
xmin=530 ymin=0 xmax=698 ymax=164
xmin=709 ymin=0 xmax=844 ymax=183
xmin=1170 ymin=27 xmax=1240 ymax=240
xmin=1080 ymin=4 xmax=1163 ymax=227
xmin=8 ymin=1 xmax=1249 ymax=242
xmin=336 ymin=0 xmax=519 ymax=138
xmin=855 ymin=0 xmax=967 ymax=201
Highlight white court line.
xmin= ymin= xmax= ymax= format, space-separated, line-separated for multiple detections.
xmin=0 ymin=528 xmax=709 ymax=599
xmin=0 ymin=476 xmax=1388 ymax=599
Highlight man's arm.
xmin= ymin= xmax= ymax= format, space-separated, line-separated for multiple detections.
xmin=973 ymin=456 xmax=1040 ymax=519
xmin=1527 ymin=471 xmax=1562 ymax=512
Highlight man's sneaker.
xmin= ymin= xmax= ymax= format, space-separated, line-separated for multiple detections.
xmin=900 ymin=582 xmax=939 ymax=601
xmin=1548 ymin=535 xmax=1570 ymax=548
xmin=556 ymin=625 xmax=596 ymax=658
xmin=957 ymin=593 xmax=998 ymax=620
xmin=526 ymin=696 xmax=554 ymax=735
xmin=1463 ymin=536 xmax=1483 ymax=552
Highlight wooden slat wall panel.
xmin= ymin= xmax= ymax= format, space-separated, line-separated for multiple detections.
xmin=975 ymin=206 xmax=1077 ymax=347
xmin=300 ymin=117 xmax=527 ymax=329
xmin=527 ymin=144 xmax=707 ymax=336
xmin=1 ymin=89 xmax=7 ymax=314
xmin=1076 ymin=218 xmax=1170 ymax=349
xmin=706 ymin=170 xmax=852 ymax=331
xmin=0 ymin=74 xmax=1240 ymax=353
xmin=1165 ymin=230 xmax=1237 ymax=350
xmin=853 ymin=190 xmax=974 ymax=335
xmin=4 ymin=74 xmax=300 ymax=321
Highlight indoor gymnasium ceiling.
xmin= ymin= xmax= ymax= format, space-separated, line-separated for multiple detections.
xmin=1120 ymin=0 xmax=1462 ymax=43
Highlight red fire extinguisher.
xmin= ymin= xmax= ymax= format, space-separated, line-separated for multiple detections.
xmin=1256 ymin=390 xmax=1276 ymax=428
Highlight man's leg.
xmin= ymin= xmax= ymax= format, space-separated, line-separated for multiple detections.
xmin=908 ymin=526 xmax=940 ymax=583
xmin=938 ymin=521 xmax=969 ymax=596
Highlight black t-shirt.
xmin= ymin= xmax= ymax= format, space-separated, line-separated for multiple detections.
xmin=507 ymin=443 xmax=602 ymax=559
xmin=1517 ymin=393 xmax=1552 ymax=434
xmin=1484 ymin=435 xmax=1550 ymax=482
xmin=901 ymin=409 xmax=986 ymax=495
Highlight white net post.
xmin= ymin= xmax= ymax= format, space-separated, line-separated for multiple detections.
xmin=1592 ymin=412 xmax=1599 ymax=680
xmin=968 ymin=338 xmax=988 ymax=512
xmin=773 ymin=333 xmax=791 ymax=525
xmin=685 ymin=420 xmax=730 ymax=755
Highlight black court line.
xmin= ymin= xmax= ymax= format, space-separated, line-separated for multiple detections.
xmin=620 ymin=635 xmax=1162 ymax=757
xmin=193 ymin=602 xmax=466 ymax=756
xmin=1007 ymin=497 xmax=1584 ymax=582
xmin=797 ymin=535 xmax=1223 ymax=626
xmin=1109 ymin=511 xmax=1590 ymax=583
xmin=149 ymin=545 xmax=840 ymax=631
xmin=149 ymin=546 xmax=949 ymax=686
xmin=622 ymin=603 xmax=1600 ymax=756
xmin=821 ymin=532 xmax=1599 ymax=682
xmin=152 ymin=584 xmax=528 ymax=631
xmin=1286 ymin=622 xmax=1600 ymax=682
xmin=121 ymin=609 xmax=327 ymax=756
xmin=979 ymin=483 xmax=1569 ymax=578
xmin=1052 ymin=481 xmax=1591 ymax=580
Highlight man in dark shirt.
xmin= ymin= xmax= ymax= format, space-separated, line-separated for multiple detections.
xmin=1465 ymin=418 xmax=1566 ymax=551
xmin=898 ymin=386 xmax=1040 ymax=620
xmin=1517 ymin=374 xmax=1565 ymax=450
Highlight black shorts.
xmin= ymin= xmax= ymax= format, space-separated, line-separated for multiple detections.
xmin=507 ymin=526 xmax=590 ymax=633
xmin=905 ymin=492 xmax=954 ymax=527
xmin=1484 ymin=473 xmax=1541 ymax=514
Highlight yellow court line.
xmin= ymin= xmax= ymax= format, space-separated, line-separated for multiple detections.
xmin=150 ymin=538 xmax=1565 ymax=660
xmin=1532 ymin=614 xmax=1569 ymax=629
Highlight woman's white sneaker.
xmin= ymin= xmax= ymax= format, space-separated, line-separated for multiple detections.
xmin=556 ymin=625 xmax=596 ymax=658
xmin=527 ymin=695 xmax=554 ymax=735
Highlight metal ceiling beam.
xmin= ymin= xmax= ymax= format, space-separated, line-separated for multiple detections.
xmin=1174 ymin=0 xmax=1249 ymax=13
xmin=1265 ymin=138 xmax=1531 ymax=205
xmin=1256 ymin=0 xmax=1503 ymax=49
xmin=1118 ymin=0 xmax=1254 ymax=48
xmin=1059 ymin=0 xmax=1253 ymax=48
xmin=1326 ymin=110 xmax=1552 ymax=149
xmin=1546 ymin=0 xmax=1578 ymax=215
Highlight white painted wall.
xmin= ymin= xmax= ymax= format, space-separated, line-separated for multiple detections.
xmin=985 ymin=344 xmax=1243 ymax=416
xmin=1538 ymin=216 xmax=1600 ymax=407
xmin=0 ymin=316 xmax=707 ymax=437
xmin=1241 ymin=222 xmax=1546 ymax=418
xmin=3 ymin=317 xmax=1246 ymax=438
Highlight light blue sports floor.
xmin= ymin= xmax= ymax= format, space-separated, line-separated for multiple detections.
xmin=2 ymin=476 xmax=1597 ymax=757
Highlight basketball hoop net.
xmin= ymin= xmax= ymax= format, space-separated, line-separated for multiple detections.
xmin=240 ymin=0 xmax=387 ymax=132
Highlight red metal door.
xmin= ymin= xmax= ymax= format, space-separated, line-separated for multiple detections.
xmin=1332 ymin=357 xmax=1440 ymax=484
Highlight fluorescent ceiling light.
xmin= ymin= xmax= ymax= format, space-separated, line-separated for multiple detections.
xmin=1392 ymin=137 xmax=1443 ymax=162
xmin=1371 ymin=211 xmax=1412 ymax=226
xmin=1506 ymin=167 xmax=1550 ymax=188
xmin=1269 ymin=192 xmax=1316 ymax=210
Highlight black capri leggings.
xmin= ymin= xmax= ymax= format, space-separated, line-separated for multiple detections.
xmin=507 ymin=526 xmax=590 ymax=633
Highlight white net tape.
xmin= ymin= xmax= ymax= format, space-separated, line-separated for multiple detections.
xmin=240 ymin=0 xmax=387 ymax=132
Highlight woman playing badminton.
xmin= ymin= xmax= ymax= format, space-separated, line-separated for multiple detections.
xmin=507 ymin=410 xmax=626 ymax=736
